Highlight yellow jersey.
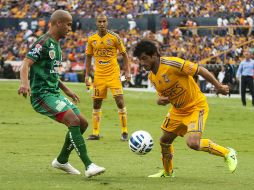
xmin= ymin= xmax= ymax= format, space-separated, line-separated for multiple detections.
xmin=85 ymin=30 xmax=126 ymax=77
xmin=149 ymin=57 xmax=207 ymax=112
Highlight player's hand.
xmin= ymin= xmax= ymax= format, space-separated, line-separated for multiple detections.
xmin=18 ymin=84 xmax=31 ymax=98
xmin=157 ymin=96 xmax=170 ymax=106
xmin=216 ymin=84 xmax=229 ymax=95
xmin=125 ymin=73 xmax=131 ymax=82
xmin=85 ymin=76 xmax=91 ymax=87
xmin=66 ymin=91 xmax=80 ymax=104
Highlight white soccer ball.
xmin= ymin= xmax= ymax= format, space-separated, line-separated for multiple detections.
xmin=128 ymin=130 xmax=153 ymax=155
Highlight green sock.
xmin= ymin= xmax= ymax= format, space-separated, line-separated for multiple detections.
xmin=57 ymin=128 xmax=85 ymax=164
xmin=68 ymin=126 xmax=92 ymax=168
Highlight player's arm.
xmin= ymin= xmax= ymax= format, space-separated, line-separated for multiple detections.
xmin=18 ymin=58 xmax=34 ymax=98
xmin=58 ymin=80 xmax=80 ymax=104
xmin=236 ymin=62 xmax=243 ymax=80
xmin=85 ymin=54 xmax=92 ymax=87
xmin=198 ymin=66 xmax=229 ymax=95
xmin=85 ymin=37 xmax=93 ymax=87
xmin=121 ymin=51 xmax=131 ymax=81
xmin=115 ymin=35 xmax=131 ymax=81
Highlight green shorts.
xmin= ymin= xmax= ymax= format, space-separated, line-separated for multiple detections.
xmin=30 ymin=93 xmax=80 ymax=121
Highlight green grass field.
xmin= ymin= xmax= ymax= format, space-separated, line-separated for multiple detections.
xmin=0 ymin=81 xmax=254 ymax=190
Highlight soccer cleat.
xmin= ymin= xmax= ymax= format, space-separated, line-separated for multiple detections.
xmin=225 ymin=147 xmax=238 ymax=173
xmin=86 ymin=134 xmax=100 ymax=140
xmin=85 ymin=163 xmax=105 ymax=178
xmin=121 ymin=132 xmax=128 ymax=141
xmin=148 ymin=170 xmax=175 ymax=178
xmin=52 ymin=158 xmax=81 ymax=175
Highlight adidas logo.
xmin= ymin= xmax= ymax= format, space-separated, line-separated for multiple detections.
xmin=50 ymin=43 xmax=55 ymax=48
xmin=230 ymin=155 xmax=236 ymax=160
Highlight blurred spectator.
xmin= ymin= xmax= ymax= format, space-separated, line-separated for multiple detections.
xmin=1 ymin=0 xmax=253 ymax=19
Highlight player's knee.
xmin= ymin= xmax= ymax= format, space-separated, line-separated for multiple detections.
xmin=69 ymin=115 xmax=81 ymax=126
xmin=186 ymin=140 xmax=200 ymax=151
xmin=80 ymin=117 xmax=88 ymax=132
xmin=93 ymin=98 xmax=103 ymax=109
xmin=160 ymin=132 xmax=176 ymax=144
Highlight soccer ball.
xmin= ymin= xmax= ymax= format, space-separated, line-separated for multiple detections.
xmin=128 ymin=130 xmax=153 ymax=155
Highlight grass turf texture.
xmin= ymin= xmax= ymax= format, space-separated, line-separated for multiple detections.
xmin=0 ymin=81 xmax=254 ymax=190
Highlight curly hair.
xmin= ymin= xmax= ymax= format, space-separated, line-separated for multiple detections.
xmin=133 ymin=40 xmax=158 ymax=57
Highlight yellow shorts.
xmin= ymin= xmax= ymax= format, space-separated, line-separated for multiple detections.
xmin=93 ymin=76 xmax=123 ymax=99
xmin=161 ymin=105 xmax=209 ymax=137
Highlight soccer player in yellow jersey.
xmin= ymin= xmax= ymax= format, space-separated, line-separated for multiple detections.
xmin=133 ymin=40 xmax=238 ymax=177
xmin=85 ymin=14 xmax=131 ymax=141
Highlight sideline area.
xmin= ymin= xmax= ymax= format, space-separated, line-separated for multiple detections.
xmin=1 ymin=79 xmax=252 ymax=100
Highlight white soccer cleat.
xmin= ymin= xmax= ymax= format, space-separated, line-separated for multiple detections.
xmin=52 ymin=158 xmax=81 ymax=175
xmin=85 ymin=163 xmax=105 ymax=178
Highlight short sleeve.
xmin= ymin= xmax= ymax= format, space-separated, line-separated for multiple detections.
xmin=85 ymin=37 xmax=94 ymax=55
xmin=26 ymin=43 xmax=43 ymax=62
xmin=115 ymin=35 xmax=126 ymax=53
xmin=181 ymin=60 xmax=199 ymax=76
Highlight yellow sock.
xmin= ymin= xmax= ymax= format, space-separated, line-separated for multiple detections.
xmin=200 ymin=139 xmax=230 ymax=157
xmin=92 ymin=109 xmax=102 ymax=136
xmin=160 ymin=142 xmax=174 ymax=174
xmin=118 ymin=107 xmax=128 ymax=133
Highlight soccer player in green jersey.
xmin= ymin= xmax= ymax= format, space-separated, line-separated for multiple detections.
xmin=18 ymin=10 xmax=105 ymax=178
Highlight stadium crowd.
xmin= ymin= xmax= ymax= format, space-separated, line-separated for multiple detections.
xmin=1 ymin=24 xmax=253 ymax=89
xmin=1 ymin=0 xmax=254 ymax=91
xmin=0 ymin=0 xmax=254 ymax=18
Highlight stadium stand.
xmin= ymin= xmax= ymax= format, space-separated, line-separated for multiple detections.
xmin=0 ymin=0 xmax=254 ymax=91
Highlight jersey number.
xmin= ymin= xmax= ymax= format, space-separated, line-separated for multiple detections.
xmin=94 ymin=89 xmax=100 ymax=97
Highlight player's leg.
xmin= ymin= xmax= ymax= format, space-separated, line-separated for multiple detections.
xmin=56 ymin=112 xmax=88 ymax=165
xmin=247 ymin=77 xmax=254 ymax=106
xmin=60 ymin=109 xmax=105 ymax=177
xmin=87 ymin=78 xmax=107 ymax=140
xmin=87 ymin=98 xmax=103 ymax=140
xmin=114 ymin=94 xmax=128 ymax=141
xmin=160 ymin=131 xmax=177 ymax=175
xmin=149 ymin=113 xmax=179 ymax=178
xmin=185 ymin=108 xmax=237 ymax=172
xmin=110 ymin=76 xmax=128 ymax=141
xmin=241 ymin=77 xmax=247 ymax=106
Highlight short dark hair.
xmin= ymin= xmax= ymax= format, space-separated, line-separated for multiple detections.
xmin=133 ymin=40 xmax=158 ymax=57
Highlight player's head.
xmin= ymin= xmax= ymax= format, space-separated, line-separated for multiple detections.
xmin=50 ymin=10 xmax=72 ymax=38
xmin=133 ymin=40 xmax=160 ymax=71
xmin=96 ymin=14 xmax=108 ymax=33
xmin=244 ymin=50 xmax=252 ymax=60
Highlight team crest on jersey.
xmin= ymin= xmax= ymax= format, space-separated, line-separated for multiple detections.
xmin=106 ymin=39 xmax=113 ymax=46
xmin=49 ymin=50 xmax=55 ymax=59
xmin=93 ymin=40 xmax=97 ymax=45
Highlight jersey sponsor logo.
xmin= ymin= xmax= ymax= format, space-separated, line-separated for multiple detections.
xmin=34 ymin=44 xmax=42 ymax=53
xmin=27 ymin=44 xmax=42 ymax=58
xmin=95 ymin=48 xmax=113 ymax=57
xmin=49 ymin=50 xmax=55 ymax=60
xmin=50 ymin=60 xmax=62 ymax=74
xmin=99 ymin=60 xmax=110 ymax=65
xmin=27 ymin=51 xmax=38 ymax=58
xmin=161 ymin=81 xmax=185 ymax=99
xmin=49 ymin=43 xmax=55 ymax=49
